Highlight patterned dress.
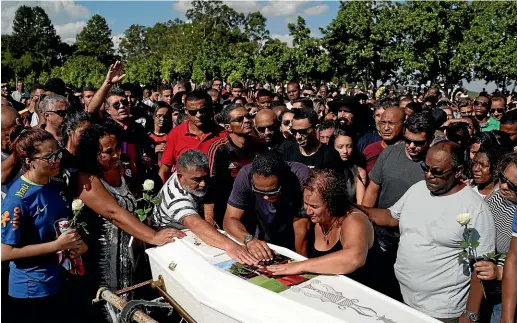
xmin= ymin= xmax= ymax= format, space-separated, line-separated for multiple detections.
xmin=98 ymin=177 xmax=137 ymax=322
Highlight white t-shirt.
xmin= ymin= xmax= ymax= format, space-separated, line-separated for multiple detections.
xmin=389 ymin=181 xmax=495 ymax=318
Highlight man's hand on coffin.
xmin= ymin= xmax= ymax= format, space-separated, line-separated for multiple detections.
xmin=246 ymin=239 xmax=274 ymax=262
xmin=225 ymin=243 xmax=259 ymax=266
xmin=151 ymin=228 xmax=186 ymax=246
xmin=266 ymin=262 xmax=303 ymax=276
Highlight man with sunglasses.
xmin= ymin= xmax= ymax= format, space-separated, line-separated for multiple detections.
xmin=284 ymin=107 xmax=342 ymax=171
xmin=40 ymin=94 xmax=69 ymax=141
xmin=205 ymin=104 xmax=267 ymax=227
xmin=223 ymin=153 xmax=311 ymax=261
xmin=362 ymin=112 xmax=432 ymax=301
xmin=364 ymin=141 xmax=495 ymax=322
xmin=159 ymin=90 xmax=227 ymax=183
xmin=490 ymin=96 xmax=506 ymax=122
xmin=254 ymin=109 xmax=288 ymax=155
xmin=473 ymin=96 xmax=500 ymax=132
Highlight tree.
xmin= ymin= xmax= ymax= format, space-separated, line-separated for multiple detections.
xmin=51 ymin=55 xmax=106 ymax=88
xmin=254 ymin=38 xmax=291 ymax=83
xmin=75 ymin=14 xmax=115 ymax=65
xmin=119 ymin=24 xmax=149 ymax=63
xmin=288 ymin=17 xmax=330 ymax=82
xmin=391 ymin=1 xmax=473 ymax=95
xmin=321 ymin=1 xmax=398 ymax=92
xmin=461 ymin=1 xmax=517 ymax=89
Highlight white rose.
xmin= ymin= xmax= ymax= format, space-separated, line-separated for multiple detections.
xmin=72 ymin=199 xmax=84 ymax=211
xmin=142 ymin=179 xmax=155 ymax=192
xmin=456 ymin=213 xmax=472 ymax=226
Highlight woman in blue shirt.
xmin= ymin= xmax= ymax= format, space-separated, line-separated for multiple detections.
xmin=1 ymin=128 xmax=86 ymax=322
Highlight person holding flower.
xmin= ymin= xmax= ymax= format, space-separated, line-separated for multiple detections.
xmin=1 ymin=128 xmax=87 ymax=322
xmin=363 ymin=141 xmax=496 ymax=323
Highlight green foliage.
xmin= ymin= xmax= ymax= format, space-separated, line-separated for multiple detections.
xmin=50 ymin=56 xmax=105 ymax=88
xmin=75 ymin=14 xmax=114 ymax=65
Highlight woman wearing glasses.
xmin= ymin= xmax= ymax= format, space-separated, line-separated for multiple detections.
xmin=266 ymin=169 xmax=380 ymax=290
xmin=474 ymin=152 xmax=517 ymax=322
xmin=1 ymin=128 xmax=86 ymax=322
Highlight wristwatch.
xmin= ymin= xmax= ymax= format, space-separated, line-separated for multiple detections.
xmin=243 ymin=234 xmax=254 ymax=246
xmin=463 ymin=310 xmax=480 ymax=322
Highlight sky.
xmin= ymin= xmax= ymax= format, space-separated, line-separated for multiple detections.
xmin=1 ymin=0 xmax=512 ymax=92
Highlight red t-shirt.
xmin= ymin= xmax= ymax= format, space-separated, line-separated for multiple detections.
xmin=160 ymin=121 xmax=227 ymax=168
xmin=363 ymin=141 xmax=385 ymax=173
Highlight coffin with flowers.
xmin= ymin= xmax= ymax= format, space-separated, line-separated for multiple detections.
xmin=146 ymin=230 xmax=439 ymax=323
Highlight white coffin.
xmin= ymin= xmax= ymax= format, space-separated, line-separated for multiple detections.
xmin=146 ymin=231 xmax=439 ymax=323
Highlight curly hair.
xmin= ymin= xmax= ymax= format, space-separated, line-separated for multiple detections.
xmin=75 ymin=122 xmax=120 ymax=176
xmin=475 ymin=145 xmax=506 ymax=184
xmin=304 ymin=169 xmax=351 ymax=217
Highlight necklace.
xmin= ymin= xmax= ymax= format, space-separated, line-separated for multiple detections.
xmin=320 ymin=219 xmax=338 ymax=245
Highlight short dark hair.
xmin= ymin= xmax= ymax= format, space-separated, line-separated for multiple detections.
xmin=287 ymin=81 xmax=300 ymax=89
xmin=429 ymin=109 xmax=447 ymax=129
xmin=60 ymin=111 xmax=92 ymax=146
xmin=256 ymin=89 xmax=272 ymax=99
xmin=185 ymin=90 xmax=213 ymax=108
xmin=220 ymin=103 xmax=244 ymax=124
xmin=251 ymin=152 xmax=288 ymax=178
xmin=405 ymin=101 xmax=423 ymax=114
xmin=159 ymin=84 xmax=173 ymax=93
xmin=446 ymin=123 xmax=471 ymax=151
xmin=231 ymin=81 xmax=244 ymax=90
xmin=83 ymin=86 xmax=97 ymax=93
xmin=405 ymin=112 xmax=434 ymax=138
xmin=304 ymin=169 xmax=351 ymax=217
xmin=292 ymin=97 xmax=314 ymax=109
xmin=317 ymin=120 xmax=336 ymax=132
xmin=501 ymin=109 xmax=517 ymax=125
xmin=293 ymin=107 xmax=319 ymax=127
xmin=30 ymin=84 xmax=44 ymax=94
xmin=44 ymin=78 xmax=66 ymax=95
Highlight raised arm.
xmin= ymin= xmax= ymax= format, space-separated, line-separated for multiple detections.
xmin=75 ymin=172 xmax=182 ymax=246
xmin=87 ymin=61 xmax=126 ymax=116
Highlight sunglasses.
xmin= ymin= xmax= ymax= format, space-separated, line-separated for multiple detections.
xmin=33 ymin=148 xmax=64 ymax=166
xmin=291 ymin=127 xmax=313 ymax=136
xmin=112 ymin=99 xmax=129 ymax=109
xmin=229 ymin=114 xmax=253 ymax=124
xmin=403 ymin=136 xmax=428 ymax=147
xmin=256 ymin=124 xmax=277 ymax=133
xmin=420 ymin=162 xmax=455 ymax=178
xmin=252 ymin=183 xmax=282 ymax=196
xmin=499 ymin=172 xmax=517 ymax=192
xmin=186 ymin=107 xmax=211 ymax=116
xmin=490 ymin=108 xmax=505 ymax=114
xmin=281 ymin=120 xmax=292 ymax=126
xmin=474 ymin=100 xmax=489 ymax=108
xmin=47 ymin=110 xmax=68 ymax=118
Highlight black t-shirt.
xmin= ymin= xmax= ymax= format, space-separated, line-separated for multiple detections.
xmin=283 ymin=141 xmax=343 ymax=172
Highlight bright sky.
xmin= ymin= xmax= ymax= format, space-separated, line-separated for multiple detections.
xmin=1 ymin=1 xmax=512 ymax=92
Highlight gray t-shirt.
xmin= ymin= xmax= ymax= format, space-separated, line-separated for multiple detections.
xmin=390 ymin=181 xmax=495 ymax=318
xmin=369 ymin=143 xmax=425 ymax=249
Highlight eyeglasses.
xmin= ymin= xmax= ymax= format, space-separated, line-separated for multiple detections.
xmin=499 ymin=172 xmax=517 ymax=192
xmin=47 ymin=110 xmax=68 ymax=118
xmin=474 ymin=100 xmax=489 ymax=108
xmin=281 ymin=120 xmax=292 ymax=126
xmin=252 ymin=183 xmax=282 ymax=196
xmin=256 ymin=124 xmax=277 ymax=133
xmin=186 ymin=107 xmax=211 ymax=116
xmin=290 ymin=126 xmax=313 ymax=136
xmin=420 ymin=162 xmax=455 ymax=178
xmin=490 ymin=108 xmax=505 ymax=114
xmin=229 ymin=114 xmax=253 ymax=124
xmin=403 ymin=136 xmax=428 ymax=147
xmin=33 ymin=148 xmax=64 ymax=166
xmin=112 ymin=99 xmax=129 ymax=109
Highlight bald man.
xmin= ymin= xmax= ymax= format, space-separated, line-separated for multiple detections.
xmin=363 ymin=141 xmax=495 ymax=322
xmin=254 ymin=109 xmax=289 ymax=155
xmin=362 ymin=107 xmax=405 ymax=173
xmin=1 ymin=105 xmax=22 ymax=198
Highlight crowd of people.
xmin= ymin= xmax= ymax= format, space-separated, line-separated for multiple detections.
xmin=1 ymin=61 xmax=517 ymax=323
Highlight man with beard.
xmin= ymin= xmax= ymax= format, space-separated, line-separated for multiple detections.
xmin=328 ymin=98 xmax=356 ymax=130
xmin=152 ymin=149 xmax=258 ymax=266
xmin=206 ymin=104 xmax=267 ymax=227
xmin=362 ymin=107 xmax=405 ymax=173
xmin=284 ymin=107 xmax=342 ymax=171
xmin=361 ymin=112 xmax=433 ymax=301
xmin=473 ymin=95 xmax=500 ymax=132
xmin=254 ymin=109 xmax=287 ymax=155
xmin=159 ymin=90 xmax=227 ymax=182
xmin=363 ymin=141 xmax=495 ymax=322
